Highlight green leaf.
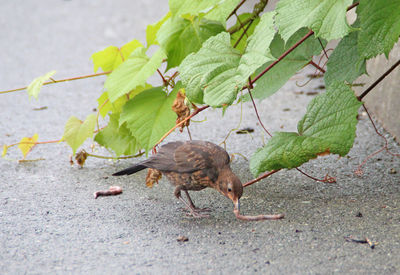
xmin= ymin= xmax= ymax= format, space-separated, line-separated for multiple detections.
xmin=146 ymin=12 xmax=171 ymax=47
xmin=169 ymin=0 xmax=239 ymax=22
xmin=157 ymin=16 xmax=225 ymax=70
xmin=250 ymin=82 xmax=362 ymax=176
xmin=27 ymin=70 xmax=56 ymax=100
xmin=105 ymin=47 xmax=166 ymax=102
xmin=357 ymin=0 xmax=400 ymax=59
xmin=238 ymin=12 xmax=276 ymax=78
xmin=95 ymin=113 xmax=139 ymax=156
xmin=97 ymin=83 xmax=152 ymax=118
xmin=63 ymin=114 xmax=97 ymax=154
xmin=120 ymin=86 xmax=178 ymax=152
xmin=245 ymin=29 xmax=322 ymax=101
xmin=91 ymin=40 xmax=143 ymax=72
xmin=180 ymin=17 xmax=277 ymax=108
xmin=204 ymin=0 xmax=241 ymax=24
xmin=230 ymin=13 xmax=260 ymax=53
xmin=325 ymin=21 xmax=366 ymax=87
xmin=180 ymin=32 xmax=243 ymax=106
xmin=275 ymin=0 xmax=353 ymax=41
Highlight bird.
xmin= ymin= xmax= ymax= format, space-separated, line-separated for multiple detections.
xmin=113 ymin=140 xmax=284 ymax=221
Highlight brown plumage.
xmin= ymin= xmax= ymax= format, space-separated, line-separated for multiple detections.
xmin=113 ymin=140 xmax=284 ymax=221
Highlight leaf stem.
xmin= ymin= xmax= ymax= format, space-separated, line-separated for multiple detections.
xmin=243 ymin=169 xmax=279 ymax=187
xmin=309 ymin=60 xmax=326 ymax=73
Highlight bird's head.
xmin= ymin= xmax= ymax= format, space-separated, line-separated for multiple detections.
xmin=217 ymin=169 xmax=243 ymax=211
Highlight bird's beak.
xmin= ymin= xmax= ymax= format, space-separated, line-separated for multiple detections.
xmin=234 ymin=198 xmax=240 ymax=212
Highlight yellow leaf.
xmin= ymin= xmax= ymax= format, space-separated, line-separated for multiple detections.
xmin=2 ymin=145 xmax=7 ymax=158
xmin=18 ymin=134 xmax=39 ymax=159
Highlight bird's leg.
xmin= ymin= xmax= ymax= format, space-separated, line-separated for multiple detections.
xmin=184 ymin=190 xmax=211 ymax=213
xmin=174 ymin=187 xmax=209 ymax=218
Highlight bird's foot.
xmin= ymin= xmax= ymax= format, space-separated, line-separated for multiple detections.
xmin=179 ymin=207 xmax=212 ymax=218
xmin=185 ymin=209 xmax=210 ymax=218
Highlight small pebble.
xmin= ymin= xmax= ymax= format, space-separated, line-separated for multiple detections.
xmin=177 ymin=235 xmax=189 ymax=242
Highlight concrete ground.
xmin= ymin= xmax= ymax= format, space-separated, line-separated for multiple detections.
xmin=1 ymin=1 xmax=399 ymax=274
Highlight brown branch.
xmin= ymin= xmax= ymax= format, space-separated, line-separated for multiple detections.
xmin=227 ymin=0 xmax=247 ymax=20
xmin=247 ymin=87 xmax=272 ymax=137
xmin=233 ymin=19 xmax=254 ymax=48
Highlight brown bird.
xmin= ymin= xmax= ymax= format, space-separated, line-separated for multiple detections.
xmin=113 ymin=140 xmax=283 ymax=221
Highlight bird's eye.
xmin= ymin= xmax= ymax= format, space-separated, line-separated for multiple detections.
xmin=227 ymin=187 xmax=232 ymax=192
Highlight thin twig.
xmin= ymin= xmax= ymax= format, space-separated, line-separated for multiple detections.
xmin=296 ymin=168 xmax=336 ymax=183
xmin=227 ymin=0 xmax=247 ymax=20
xmin=247 ymin=87 xmax=272 ymax=137
xmin=317 ymin=38 xmax=329 ymax=60
xmin=309 ymin=60 xmax=326 ymax=73
xmin=233 ymin=19 xmax=254 ymax=48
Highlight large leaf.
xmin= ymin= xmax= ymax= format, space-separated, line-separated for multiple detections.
xmin=250 ymin=82 xmax=362 ymax=176
xmin=27 ymin=70 xmax=56 ymax=100
xmin=245 ymin=28 xmax=322 ymax=101
xmin=91 ymin=40 xmax=143 ymax=72
xmin=325 ymin=21 xmax=366 ymax=87
xmin=157 ymin=16 xmax=225 ymax=70
xmin=120 ymin=87 xmax=178 ymax=152
xmin=275 ymin=0 xmax=353 ymax=41
xmin=357 ymin=0 xmax=400 ymax=59
xmin=180 ymin=14 xmax=276 ymax=107
xmin=179 ymin=32 xmax=242 ymax=106
xmin=105 ymin=47 xmax=166 ymax=102
xmin=95 ymin=113 xmax=139 ymax=156
xmin=63 ymin=114 xmax=97 ymax=154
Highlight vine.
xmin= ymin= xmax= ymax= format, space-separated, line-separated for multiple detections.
xmin=1 ymin=0 xmax=400 ymax=188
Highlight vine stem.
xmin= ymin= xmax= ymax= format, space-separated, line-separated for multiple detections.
xmin=0 ymin=71 xmax=111 ymax=94
xmin=243 ymin=169 xmax=280 ymax=187
xmin=84 ymin=150 xmax=145 ymax=160
xmin=227 ymin=0 xmax=247 ymax=20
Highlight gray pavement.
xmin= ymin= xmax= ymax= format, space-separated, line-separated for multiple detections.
xmin=1 ymin=1 xmax=399 ymax=274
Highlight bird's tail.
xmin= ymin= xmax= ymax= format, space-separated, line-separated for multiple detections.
xmin=112 ymin=164 xmax=147 ymax=176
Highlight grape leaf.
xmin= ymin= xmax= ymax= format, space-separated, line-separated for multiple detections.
xmin=275 ymin=0 xmax=353 ymax=41
xmin=204 ymin=0 xmax=241 ymax=24
xmin=325 ymin=21 xmax=366 ymax=87
xmin=180 ymin=14 xmax=276 ymax=107
xmin=250 ymin=82 xmax=362 ymax=176
xmin=120 ymin=86 xmax=178 ymax=152
xmin=63 ymin=114 xmax=97 ymax=154
xmin=18 ymin=133 xmax=39 ymax=159
xmin=169 ymin=0 xmax=240 ymax=23
xmin=105 ymin=47 xmax=166 ymax=102
xmin=27 ymin=70 xmax=56 ymax=100
xmin=230 ymin=13 xmax=260 ymax=53
xmin=157 ymin=16 xmax=224 ymax=70
xmin=97 ymin=83 xmax=152 ymax=118
xmin=357 ymin=0 xmax=400 ymax=59
xmin=146 ymin=12 xmax=171 ymax=47
xmin=95 ymin=113 xmax=139 ymax=156
xmin=179 ymin=32 xmax=243 ymax=106
xmin=238 ymin=12 xmax=276 ymax=78
xmin=91 ymin=40 xmax=143 ymax=72
xmin=246 ymin=28 xmax=322 ymax=101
